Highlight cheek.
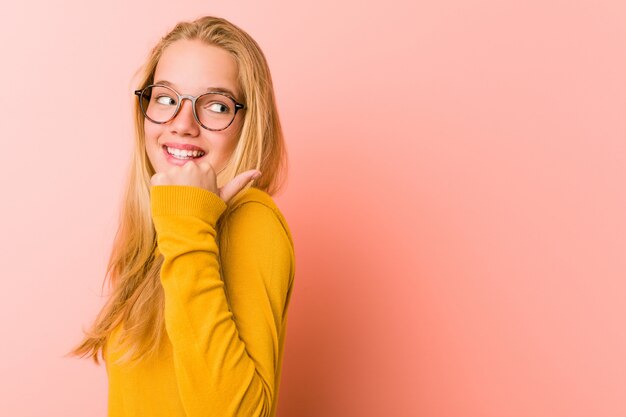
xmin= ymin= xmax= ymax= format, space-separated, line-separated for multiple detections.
xmin=210 ymin=127 xmax=240 ymax=151
xmin=144 ymin=121 xmax=160 ymax=145
xmin=143 ymin=123 xmax=163 ymax=169
xmin=225 ymin=120 xmax=244 ymax=151
xmin=144 ymin=125 xmax=167 ymax=163
xmin=219 ymin=133 xmax=240 ymax=158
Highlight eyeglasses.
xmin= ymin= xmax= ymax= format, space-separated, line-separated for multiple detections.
xmin=134 ymin=84 xmax=245 ymax=131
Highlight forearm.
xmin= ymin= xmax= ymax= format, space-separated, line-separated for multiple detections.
xmin=152 ymin=185 xmax=276 ymax=417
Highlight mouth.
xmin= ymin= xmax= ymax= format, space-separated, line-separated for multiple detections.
xmin=162 ymin=144 xmax=206 ymax=160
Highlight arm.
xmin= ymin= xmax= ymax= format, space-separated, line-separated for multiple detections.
xmin=150 ymin=185 xmax=294 ymax=417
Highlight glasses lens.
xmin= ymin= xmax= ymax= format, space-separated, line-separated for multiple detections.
xmin=141 ymin=85 xmax=178 ymax=123
xmin=196 ymin=93 xmax=236 ymax=130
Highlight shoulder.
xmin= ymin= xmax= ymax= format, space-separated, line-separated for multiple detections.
xmin=219 ymin=187 xmax=295 ymax=281
xmin=220 ymin=186 xmax=294 ymax=249
xmin=228 ymin=186 xmax=280 ymax=213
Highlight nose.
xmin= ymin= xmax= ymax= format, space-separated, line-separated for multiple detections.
xmin=169 ymin=97 xmax=200 ymax=136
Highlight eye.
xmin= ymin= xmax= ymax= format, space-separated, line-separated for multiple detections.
xmin=155 ymin=95 xmax=177 ymax=106
xmin=206 ymin=102 xmax=230 ymax=113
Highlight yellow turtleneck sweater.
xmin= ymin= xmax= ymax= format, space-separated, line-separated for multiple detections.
xmin=104 ymin=185 xmax=296 ymax=417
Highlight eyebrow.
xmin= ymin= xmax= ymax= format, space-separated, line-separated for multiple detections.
xmin=154 ymin=79 xmax=240 ymax=101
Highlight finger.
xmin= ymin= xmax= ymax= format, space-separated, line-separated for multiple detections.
xmin=197 ymin=160 xmax=215 ymax=173
xmin=150 ymin=172 xmax=167 ymax=186
xmin=193 ymin=160 xmax=217 ymax=182
xmin=182 ymin=159 xmax=200 ymax=170
xmin=219 ymin=170 xmax=261 ymax=203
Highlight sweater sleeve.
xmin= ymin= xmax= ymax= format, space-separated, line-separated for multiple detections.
xmin=150 ymin=185 xmax=294 ymax=417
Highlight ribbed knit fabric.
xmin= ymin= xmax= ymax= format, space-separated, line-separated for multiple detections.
xmin=104 ymin=185 xmax=295 ymax=417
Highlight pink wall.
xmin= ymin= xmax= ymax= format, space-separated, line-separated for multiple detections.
xmin=1 ymin=1 xmax=624 ymax=416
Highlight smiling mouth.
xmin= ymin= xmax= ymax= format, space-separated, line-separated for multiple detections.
xmin=163 ymin=145 xmax=206 ymax=160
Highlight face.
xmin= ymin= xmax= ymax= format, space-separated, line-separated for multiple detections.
xmin=144 ymin=39 xmax=244 ymax=175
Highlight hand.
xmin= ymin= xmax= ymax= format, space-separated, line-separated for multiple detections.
xmin=150 ymin=161 xmax=261 ymax=204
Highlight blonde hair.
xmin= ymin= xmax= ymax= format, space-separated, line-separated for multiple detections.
xmin=68 ymin=15 xmax=287 ymax=365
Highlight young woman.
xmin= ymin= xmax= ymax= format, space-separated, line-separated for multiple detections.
xmin=69 ymin=16 xmax=295 ymax=417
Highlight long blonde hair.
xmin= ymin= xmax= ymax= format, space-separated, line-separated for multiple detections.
xmin=68 ymin=15 xmax=287 ymax=365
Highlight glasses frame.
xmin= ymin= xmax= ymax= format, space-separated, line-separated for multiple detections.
xmin=134 ymin=84 xmax=246 ymax=131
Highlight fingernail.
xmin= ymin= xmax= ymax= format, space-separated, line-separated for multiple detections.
xmin=253 ymin=171 xmax=262 ymax=179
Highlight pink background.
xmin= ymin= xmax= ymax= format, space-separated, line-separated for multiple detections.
xmin=1 ymin=1 xmax=625 ymax=416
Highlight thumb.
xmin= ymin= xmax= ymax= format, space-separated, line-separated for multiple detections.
xmin=219 ymin=170 xmax=261 ymax=203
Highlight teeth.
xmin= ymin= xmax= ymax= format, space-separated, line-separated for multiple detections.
xmin=166 ymin=146 xmax=205 ymax=159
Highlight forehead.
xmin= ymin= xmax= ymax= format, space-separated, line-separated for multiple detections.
xmin=154 ymin=39 xmax=241 ymax=98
